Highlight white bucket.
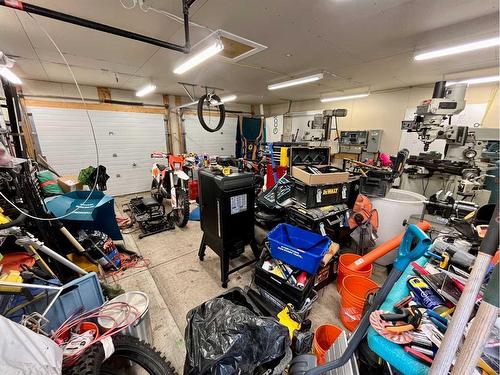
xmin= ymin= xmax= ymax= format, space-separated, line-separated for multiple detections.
xmin=98 ymin=291 xmax=153 ymax=344
xmin=370 ymin=189 xmax=426 ymax=266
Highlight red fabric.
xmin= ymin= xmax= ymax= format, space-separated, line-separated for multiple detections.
xmin=39 ymin=179 xmax=57 ymax=188
xmin=266 ymin=164 xmax=287 ymax=189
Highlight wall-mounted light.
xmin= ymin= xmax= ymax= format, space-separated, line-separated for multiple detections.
xmin=320 ymin=93 xmax=369 ymax=103
xmin=173 ymin=41 xmax=224 ymax=75
xmin=268 ymin=73 xmax=323 ymax=90
xmin=415 ymin=37 xmax=500 ymax=61
xmin=135 ymin=84 xmax=156 ymax=97
xmin=0 ymin=67 xmax=22 ymax=85
xmin=447 ymin=75 xmax=500 ymax=86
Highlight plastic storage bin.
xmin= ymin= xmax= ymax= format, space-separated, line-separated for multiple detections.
xmin=41 ymin=272 xmax=105 ymax=331
xmin=360 ymin=174 xmax=393 ymax=198
xmin=293 ymin=179 xmax=349 ymax=209
xmin=255 ymin=254 xmax=315 ymax=308
xmin=268 ymin=223 xmax=331 ymax=274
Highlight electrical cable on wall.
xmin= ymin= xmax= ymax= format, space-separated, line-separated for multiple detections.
xmin=0 ymin=13 xmax=100 ymax=221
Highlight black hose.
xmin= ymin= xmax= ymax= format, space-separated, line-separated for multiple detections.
xmin=197 ymin=94 xmax=226 ymax=132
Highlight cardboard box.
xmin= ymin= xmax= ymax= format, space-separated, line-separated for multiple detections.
xmin=58 ymin=175 xmax=83 ymax=193
xmin=292 ymin=165 xmax=349 ymax=185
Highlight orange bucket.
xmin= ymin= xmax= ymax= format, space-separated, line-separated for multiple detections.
xmin=340 ymin=275 xmax=379 ymax=331
xmin=337 ymin=253 xmax=373 ymax=292
xmin=313 ymin=324 xmax=343 ymax=365
xmin=56 ymin=321 xmax=100 ymax=343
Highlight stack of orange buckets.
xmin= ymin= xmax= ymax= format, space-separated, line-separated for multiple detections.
xmin=337 ymin=253 xmax=379 ymax=331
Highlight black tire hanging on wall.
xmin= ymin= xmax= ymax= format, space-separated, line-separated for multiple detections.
xmin=63 ymin=334 xmax=177 ymax=375
xmin=197 ymin=94 xmax=226 ymax=132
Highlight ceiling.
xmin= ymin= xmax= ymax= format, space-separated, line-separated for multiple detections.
xmin=0 ymin=0 xmax=498 ymax=104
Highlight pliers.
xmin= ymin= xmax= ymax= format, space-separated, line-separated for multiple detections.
xmin=380 ymin=306 xmax=423 ymax=332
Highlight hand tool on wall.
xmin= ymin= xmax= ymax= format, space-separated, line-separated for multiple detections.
xmin=289 ymin=224 xmax=432 ymax=375
xmin=429 ymin=204 xmax=499 ymax=375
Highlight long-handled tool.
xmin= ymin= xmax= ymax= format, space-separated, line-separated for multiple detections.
xmin=348 ymin=220 xmax=431 ymax=271
xmin=289 ymin=224 xmax=432 ymax=375
xmin=430 ymin=204 xmax=499 ymax=375
xmin=452 ymin=263 xmax=499 ymax=374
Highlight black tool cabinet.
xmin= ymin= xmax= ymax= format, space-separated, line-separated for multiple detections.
xmin=198 ymin=169 xmax=259 ymax=287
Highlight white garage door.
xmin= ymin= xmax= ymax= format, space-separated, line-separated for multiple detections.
xmin=28 ymin=107 xmax=166 ymax=196
xmin=183 ymin=114 xmax=237 ymax=156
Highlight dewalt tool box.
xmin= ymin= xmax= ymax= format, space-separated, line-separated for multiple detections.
xmin=292 ymin=178 xmax=349 ymax=208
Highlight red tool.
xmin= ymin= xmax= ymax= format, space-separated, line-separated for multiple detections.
xmin=348 ymin=221 xmax=431 ymax=271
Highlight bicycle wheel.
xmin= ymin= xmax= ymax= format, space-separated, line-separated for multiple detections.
xmin=64 ymin=334 xmax=177 ymax=375
xmin=197 ymin=94 xmax=225 ymax=132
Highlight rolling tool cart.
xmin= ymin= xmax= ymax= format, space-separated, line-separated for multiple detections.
xmin=198 ymin=169 xmax=259 ymax=287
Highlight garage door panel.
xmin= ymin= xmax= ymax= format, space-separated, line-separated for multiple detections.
xmin=29 ymin=107 xmax=166 ymax=196
xmin=183 ymin=115 xmax=237 ymax=156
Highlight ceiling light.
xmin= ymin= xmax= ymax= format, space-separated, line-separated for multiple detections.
xmin=321 ymin=93 xmax=369 ymax=102
xmin=135 ymin=84 xmax=156 ymax=97
xmin=173 ymin=41 xmax=224 ymax=75
xmin=447 ymin=75 xmax=500 ymax=86
xmin=0 ymin=67 xmax=22 ymax=85
xmin=268 ymin=73 xmax=324 ymax=90
xmin=414 ymin=37 xmax=500 ymax=61
xmin=220 ymin=95 xmax=237 ymax=103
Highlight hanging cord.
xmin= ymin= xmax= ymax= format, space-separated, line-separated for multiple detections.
xmin=0 ymin=13 xmax=100 ymax=221
xmin=119 ymin=0 xmax=213 ymax=33
xmin=51 ymin=301 xmax=141 ymax=366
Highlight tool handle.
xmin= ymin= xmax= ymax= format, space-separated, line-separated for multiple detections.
xmin=478 ymin=204 xmax=499 ymax=256
xmin=394 ymin=224 xmax=432 ymax=271
xmin=380 ymin=312 xmax=408 ymax=322
xmin=349 ymin=221 xmax=431 ymax=271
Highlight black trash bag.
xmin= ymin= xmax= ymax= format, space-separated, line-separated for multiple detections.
xmin=184 ymin=297 xmax=289 ymax=375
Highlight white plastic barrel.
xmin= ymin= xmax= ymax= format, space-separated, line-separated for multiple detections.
xmin=370 ymin=189 xmax=426 ymax=266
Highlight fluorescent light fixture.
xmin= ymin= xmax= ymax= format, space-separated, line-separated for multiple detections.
xmin=321 ymin=93 xmax=369 ymax=103
xmin=268 ymin=73 xmax=324 ymax=90
xmin=0 ymin=67 xmax=22 ymax=85
xmin=415 ymin=37 xmax=500 ymax=61
xmin=220 ymin=95 xmax=237 ymax=103
xmin=135 ymin=84 xmax=156 ymax=97
xmin=447 ymin=75 xmax=500 ymax=86
xmin=173 ymin=41 xmax=224 ymax=75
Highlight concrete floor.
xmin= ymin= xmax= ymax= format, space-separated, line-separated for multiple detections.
xmin=113 ymin=194 xmax=387 ymax=373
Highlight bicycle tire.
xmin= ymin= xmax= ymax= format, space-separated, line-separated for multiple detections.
xmin=63 ymin=334 xmax=177 ymax=375
xmin=197 ymin=94 xmax=225 ymax=132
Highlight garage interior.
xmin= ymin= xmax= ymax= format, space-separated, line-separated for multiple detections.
xmin=0 ymin=1 xmax=499 ymax=374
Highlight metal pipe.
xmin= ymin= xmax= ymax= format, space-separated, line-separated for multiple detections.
xmin=0 ymin=0 xmax=196 ymax=54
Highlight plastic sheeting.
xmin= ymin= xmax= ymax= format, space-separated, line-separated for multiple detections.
xmin=184 ymin=297 xmax=289 ymax=375
xmin=0 ymin=315 xmax=62 ymax=374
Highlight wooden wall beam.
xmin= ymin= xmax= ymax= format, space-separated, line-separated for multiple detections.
xmin=24 ymin=99 xmax=165 ymax=114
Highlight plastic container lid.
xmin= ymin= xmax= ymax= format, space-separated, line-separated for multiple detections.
xmin=98 ymin=291 xmax=149 ymax=330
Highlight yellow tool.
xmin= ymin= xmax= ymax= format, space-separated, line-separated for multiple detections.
xmin=0 ymin=270 xmax=23 ymax=293
xmin=277 ymin=304 xmax=301 ymax=339
xmin=212 ymin=164 xmax=232 ymax=176
xmin=439 ymin=252 xmax=450 ymax=269
xmin=0 ymin=207 xmax=10 ymax=225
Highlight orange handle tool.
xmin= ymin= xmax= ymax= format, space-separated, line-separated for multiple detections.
xmin=348 ymin=221 xmax=431 ymax=271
